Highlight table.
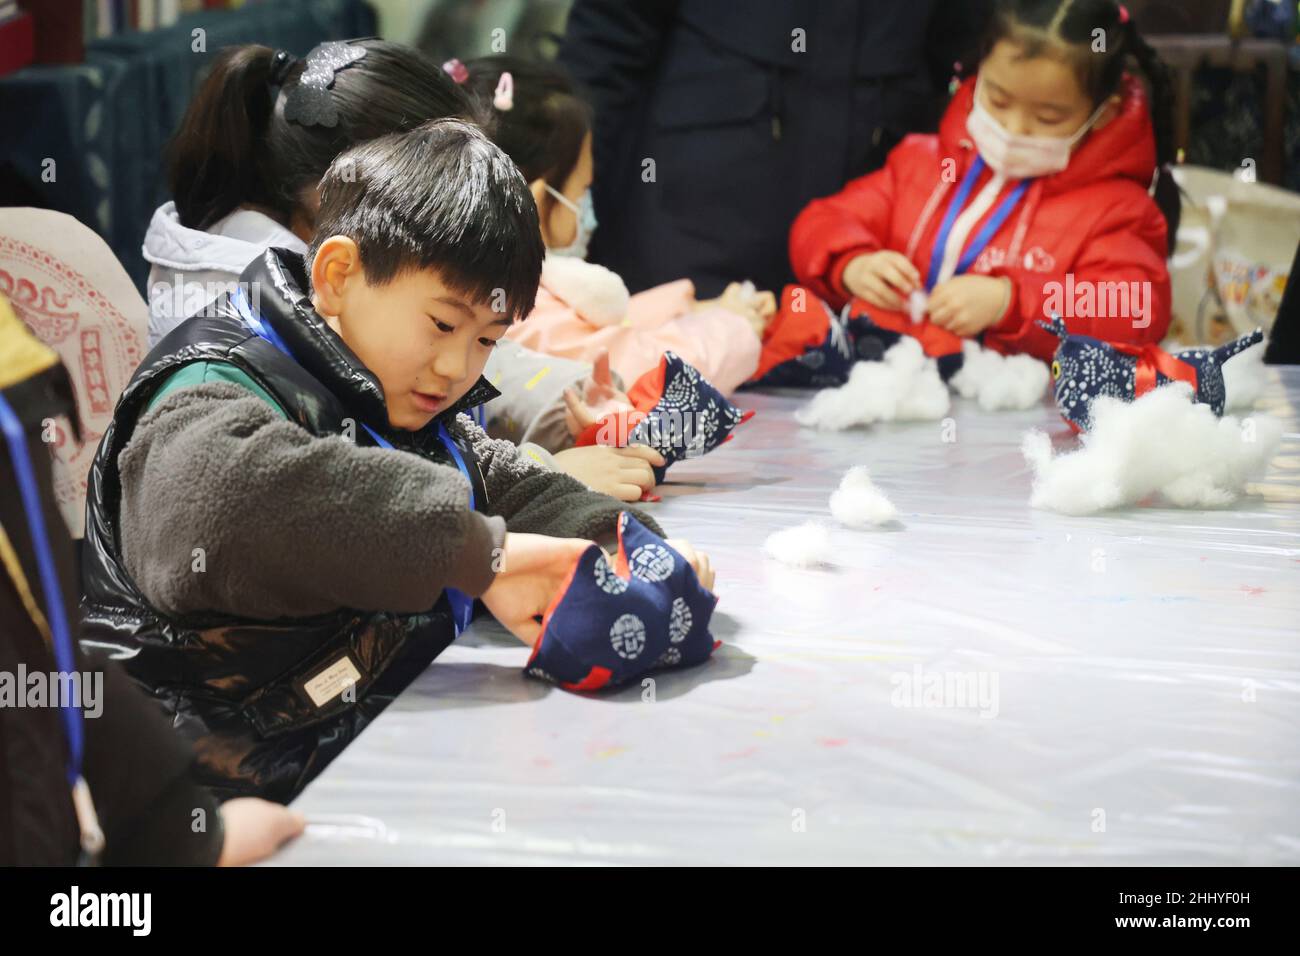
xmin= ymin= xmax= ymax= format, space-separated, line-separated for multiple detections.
xmin=271 ymin=369 xmax=1300 ymax=865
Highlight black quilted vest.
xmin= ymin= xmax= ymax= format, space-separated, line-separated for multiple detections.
xmin=80 ymin=249 xmax=498 ymax=803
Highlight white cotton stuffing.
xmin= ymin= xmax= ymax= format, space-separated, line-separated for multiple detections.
xmin=1220 ymin=339 xmax=1266 ymax=412
xmin=829 ymin=466 xmax=898 ymax=527
xmin=795 ymin=338 xmax=950 ymax=431
xmin=763 ymin=521 xmax=833 ymax=568
xmin=1022 ymin=383 xmax=1283 ymax=515
xmin=949 ymin=341 xmax=1050 ymax=412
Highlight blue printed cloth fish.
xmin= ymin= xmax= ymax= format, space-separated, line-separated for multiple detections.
xmin=525 ymin=513 xmax=719 ymax=692
xmin=1040 ymin=315 xmax=1264 ymax=431
xmin=577 ymin=352 xmax=751 ymax=487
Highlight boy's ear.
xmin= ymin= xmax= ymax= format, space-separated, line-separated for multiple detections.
xmin=310 ymin=235 xmax=363 ymax=317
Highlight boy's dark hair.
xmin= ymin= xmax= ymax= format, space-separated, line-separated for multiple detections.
xmin=167 ymin=39 xmax=484 ymax=232
xmin=982 ymin=0 xmax=1180 ymax=252
xmin=308 ymin=119 xmax=544 ymax=322
xmin=464 ymin=55 xmax=592 ymax=219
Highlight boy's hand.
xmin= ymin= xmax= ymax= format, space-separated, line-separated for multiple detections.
xmin=842 ymin=251 xmax=921 ymax=312
xmin=553 ymin=444 xmax=665 ymax=502
xmin=928 ymin=275 xmax=1013 ymax=338
xmin=482 ymin=533 xmax=597 ymax=645
xmin=217 ymin=798 xmax=305 ymax=866
xmin=563 ymin=350 xmax=634 ymax=437
xmin=664 ymin=538 xmax=715 ymax=592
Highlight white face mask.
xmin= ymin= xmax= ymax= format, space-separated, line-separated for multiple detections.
xmin=966 ymin=78 xmax=1111 ymax=179
xmin=544 ymin=184 xmax=597 ymax=259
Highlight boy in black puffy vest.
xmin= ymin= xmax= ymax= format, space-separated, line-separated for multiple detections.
xmin=81 ymin=120 xmax=710 ymax=803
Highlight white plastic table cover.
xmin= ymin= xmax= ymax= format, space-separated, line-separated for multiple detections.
xmin=271 ymin=368 xmax=1300 ymax=866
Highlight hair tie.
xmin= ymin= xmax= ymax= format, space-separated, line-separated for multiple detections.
xmin=283 ymin=40 xmax=368 ymax=129
xmin=493 ymin=72 xmax=514 ymax=111
xmin=1118 ymin=4 xmax=1130 ymax=24
xmin=268 ymin=49 xmax=299 ymax=87
xmin=442 ymin=58 xmax=468 ymax=84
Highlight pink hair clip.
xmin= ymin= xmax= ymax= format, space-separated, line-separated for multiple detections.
xmin=494 ymin=72 xmax=514 ymax=111
xmin=1118 ymin=4 xmax=1130 ymax=24
xmin=442 ymin=58 xmax=468 ymax=84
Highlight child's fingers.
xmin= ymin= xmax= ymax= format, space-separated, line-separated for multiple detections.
xmin=879 ymin=258 xmax=917 ymax=294
xmin=927 ymin=289 xmax=955 ymax=323
xmin=618 ymin=457 xmax=656 ymax=488
xmin=861 ymin=289 xmax=900 ymax=312
xmin=863 ymin=276 xmax=904 ymax=311
xmin=665 ymin=538 xmax=713 ymax=590
xmin=695 ymin=551 xmax=714 ymax=591
xmin=939 ymin=310 xmax=970 ymax=333
xmin=563 ymin=407 xmax=581 ymax=438
xmin=562 ymin=388 xmax=597 ymax=431
xmin=884 ymin=251 xmax=922 ymax=287
xmin=755 ymin=291 xmax=778 ymax=317
xmin=591 ymin=350 xmax=612 ymax=387
xmin=612 ymin=482 xmax=645 ymax=502
xmin=949 ymin=315 xmax=978 ymax=338
xmin=616 ymin=442 xmax=667 ymax=467
xmin=586 ymin=381 xmax=616 ymax=404
xmin=664 ymin=537 xmax=698 ymax=567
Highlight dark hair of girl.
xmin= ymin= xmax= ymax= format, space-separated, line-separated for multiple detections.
xmin=463 ymin=55 xmax=592 ymax=219
xmin=166 ymin=40 xmax=478 ymax=231
xmin=982 ymin=0 xmax=1181 ymax=252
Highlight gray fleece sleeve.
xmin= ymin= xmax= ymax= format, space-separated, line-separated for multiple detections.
xmin=519 ymin=398 xmax=578 ymax=455
xmin=481 ymin=340 xmax=589 ymax=450
xmin=452 ymin=413 xmax=664 ymax=541
xmin=118 ymin=383 xmax=506 ymax=621
xmin=481 ymin=340 xmax=625 ymax=455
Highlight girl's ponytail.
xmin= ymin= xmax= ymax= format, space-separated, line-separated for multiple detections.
xmin=1123 ymin=18 xmax=1182 ymax=251
xmin=165 ymin=40 xmax=471 ymax=235
xmin=166 ymin=45 xmax=286 ymax=230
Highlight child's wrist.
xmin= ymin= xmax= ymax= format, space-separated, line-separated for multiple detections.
xmin=994 ymin=276 xmax=1014 ymax=324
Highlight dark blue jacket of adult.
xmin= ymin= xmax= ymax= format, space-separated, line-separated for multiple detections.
xmin=558 ymin=0 xmax=993 ymax=298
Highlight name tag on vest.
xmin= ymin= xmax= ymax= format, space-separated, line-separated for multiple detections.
xmin=299 ymin=653 xmax=362 ymax=709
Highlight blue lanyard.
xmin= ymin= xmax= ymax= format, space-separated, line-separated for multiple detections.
xmin=232 ymin=288 xmax=477 ymax=634
xmin=0 ymin=392 xmax=83 ymax=786
xmin=925 ymin=156 xmax=1032 ymax=292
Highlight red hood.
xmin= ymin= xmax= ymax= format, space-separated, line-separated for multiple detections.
xmin=939 ymin=74 xmax=1157 ymax=195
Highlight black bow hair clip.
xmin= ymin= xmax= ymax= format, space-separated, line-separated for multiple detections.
xmin=282 ymin=40 xmax=369 ymax=129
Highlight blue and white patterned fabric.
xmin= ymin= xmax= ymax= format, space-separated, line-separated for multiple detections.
xmin=525 ymin=513 xmax=718 ymax=692
xmin=1042 ymin=315 xmax=1264 ymax=431
xmin=628 ymin=352 xmax=749 ymax=484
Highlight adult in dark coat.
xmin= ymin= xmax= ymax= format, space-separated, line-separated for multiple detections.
xmin=558 ymin=0 xmax=993 ymax=298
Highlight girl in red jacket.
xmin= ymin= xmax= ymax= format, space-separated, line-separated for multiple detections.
xmin=788 ymin=0 xmax=1178 ymax=366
